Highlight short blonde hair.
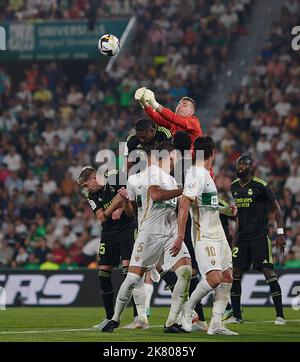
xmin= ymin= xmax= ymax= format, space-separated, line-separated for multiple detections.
xmin=77 ymin=166 xmax=96 ymax=186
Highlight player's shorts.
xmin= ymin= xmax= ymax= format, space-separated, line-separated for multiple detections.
xmin=98 ymin=228 xmax=135 ymax=266
xmin=232 ymin=233 xmax=273 ymax=270
xmin=195 ymin=239 xmax=232 ymax=277
xmin=130 ymin=231 xmax=191 ymax=271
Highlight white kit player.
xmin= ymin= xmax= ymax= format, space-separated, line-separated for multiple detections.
xmin=102 ymin=142 xmax=192 ymax=333
xmin=174 ymin=136 xmax=239 ymax=336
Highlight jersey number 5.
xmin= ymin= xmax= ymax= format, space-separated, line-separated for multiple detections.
xmin=99 ymin=243 xmax=106 ymax=255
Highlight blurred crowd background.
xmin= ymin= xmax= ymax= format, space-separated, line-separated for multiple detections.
xmin=0 ymin=0 xmax=300 ymax=270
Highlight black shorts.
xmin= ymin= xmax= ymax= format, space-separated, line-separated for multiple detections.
xmin=98 ymin=228 xmax=136 ymax=266
xmin=232 ymin=233 xmax=273 ymax=270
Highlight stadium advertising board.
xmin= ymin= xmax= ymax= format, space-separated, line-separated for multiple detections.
xmin=0 ymin=269 xmax=299 ymax=307
xmin=0 ymin=20 xmax=128 ymax=60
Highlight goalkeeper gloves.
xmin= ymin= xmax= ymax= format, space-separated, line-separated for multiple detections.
xmin=144 ymin=89 xmax=160 ymax=110
xmin=134 ymin=87 xmax=148 ymax=108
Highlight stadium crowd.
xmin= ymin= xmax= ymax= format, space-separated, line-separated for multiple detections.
xmin=1 ymin=0 xmax=300 ymax=269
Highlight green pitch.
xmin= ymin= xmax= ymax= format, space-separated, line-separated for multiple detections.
xmin=0 ymin=307 xmax=299 ymax=342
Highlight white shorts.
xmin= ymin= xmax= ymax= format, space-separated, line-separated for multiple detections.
xmin=130 ymin=231 xmax=191 ymax=271
xmin=195 ymin=239 xmax=232 ymax=277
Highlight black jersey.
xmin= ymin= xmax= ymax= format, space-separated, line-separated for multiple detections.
xmin=85 ymin=169 xmax=136 ymax=236
xmin=231 ymin=176 xmax=275 ymax=240
xmin=126 ymin=125 xmax=172 ymax=157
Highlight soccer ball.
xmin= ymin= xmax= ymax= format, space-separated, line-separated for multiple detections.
xmin=98 ymin=34 xmax=120 ymax=56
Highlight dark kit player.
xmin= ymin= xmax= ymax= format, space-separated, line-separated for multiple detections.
xmin=125 ymin=118 xmax=172 ymax=171
xmin=77 ymin=166 xmax=142 ymax=330
xmin=228 ymin=156 xmax=286 ymax=325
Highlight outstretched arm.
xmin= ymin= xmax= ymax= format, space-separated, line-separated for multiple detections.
xmin=148 ymin=185 xmax=183 ymax=201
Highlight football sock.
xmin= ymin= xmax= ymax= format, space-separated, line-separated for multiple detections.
xmin=166 ymin=265 xmax=191 ymax=327
xmin=190 ymin=273 xmax=205 ymax=321
xmin=231 ymin=277 xmax=242 ymax=319
xmin=160 ymin=270 xmax=177 ymax=292
xmin=210 ymin=283 xmax=231 ymax=327
xmin=132 ymin=277 xmax=147 ymax=320
xmin=123 ymin=265 xmax=138 ymax=317
xmin=266 ymin=276 xmax=284 ymax=318
xmin=113 ymin=272 xmax=142 ymax=322
xmin=186 ymin=278 xmax=214 ymax=311
xmin=144 ymin=282 xmax=154 ymax=313
xmin=98 ymin=269 xmax=114 ymax=319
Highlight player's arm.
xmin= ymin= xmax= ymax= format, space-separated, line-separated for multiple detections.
xmin=171 ymin=166 xmax=203 ymax=256
xmin=118 ymin=187 xmax=136 ymax=217
xmin=170 ymin=195 xmax=192 ymax=257
xmin=148 ymin=185 xmax=183 ymax=201
xmin=95 ymin=194 xmax=124 ymax=223
xmin=144 ymin=106 xmax=171 ymax=129
xmin=219 ymin=198 xmax=237 ymax=217
xmin=111 ymin=207 xmax=123 ymax=221
xmin=269 ymin=198 xmax=286 ymax=253
xmin=263 ymin=183 xmax=285 ymax=253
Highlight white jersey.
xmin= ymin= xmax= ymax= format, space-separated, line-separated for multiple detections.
xmin=126 ymin=171 xmax=144 ymax=228
xmin=127 ymin=164 xmax=178 ymax=235
xmin=183 ymin=165 xmax=226 ymax=242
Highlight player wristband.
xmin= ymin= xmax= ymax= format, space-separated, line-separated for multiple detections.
xmin=277 ymin=228 xmax=284 ymax=235
xmin=152 ymin=100 xmax=160 ymax=110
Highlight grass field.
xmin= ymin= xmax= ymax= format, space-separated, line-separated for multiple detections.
xmin=0 ymin=307 xmax=299 ymax=342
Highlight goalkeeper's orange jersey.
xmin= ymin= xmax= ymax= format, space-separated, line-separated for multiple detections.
xmin=144 ymin=105 xmax=203 ymax=143
xmin=145 ymin=105 xmax=215 ymax=179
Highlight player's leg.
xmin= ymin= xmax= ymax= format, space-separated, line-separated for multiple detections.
xmin=164 ymin=256 xmax=192 ymax=332
xmin=229 ymin=240 xmax=250 ymax=322
xmin=206 ymin=241 xmax=238 ymax=336
xmin=119 ymin=228 xmax=140 ymax=320
xmin=183 ymin=241 xmax=219 ymax=315
xmin=157 ymin=264 xmax=177 ymax=292
xmin=252 ymin=234 xmax=285 ymax=324
xmin=208 ymin=268 xmax=238 ymax=336
xmin=94 ymin=237 xmax=116 ymax=329
xmin=184 ymin=231 xmax=207 ymax=327
xmin=122 ymin=260 xmax=149 ymax=329
xmin=229 ymin=266 xmax=243 ymax=321
xmin=102 ymin=265 xmax=146 ymax=332
xmin=144 ymin=271 xmax=154 ymax=317
xmin=95 ymin=264 xmax=114 ymax=329
xmin=103 ymin=232 xmax=161 ymax=332
xmin=262 ymin=267 xmax=285 ymax=324
xmin=210 ymin=241 xmax=233 ymax=328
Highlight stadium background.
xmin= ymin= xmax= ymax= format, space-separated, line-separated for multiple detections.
xmin=0 ymin=0 xmax=300 ymax=310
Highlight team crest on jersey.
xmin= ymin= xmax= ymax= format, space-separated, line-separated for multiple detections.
xmin=188 ymin=182 xmax=196 ymax=189
xmin=211 ymin=260 xmax=216 ymax=265
xmin=248 ymin=189 xmax=253 ymax=195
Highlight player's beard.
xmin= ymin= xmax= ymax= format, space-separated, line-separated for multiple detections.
xmin=237 ymin=168 xmax=251 ymax=179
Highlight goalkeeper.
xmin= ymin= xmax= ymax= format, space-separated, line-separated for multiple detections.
xmin=135 ymin=87 xmax=202 ymax=144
